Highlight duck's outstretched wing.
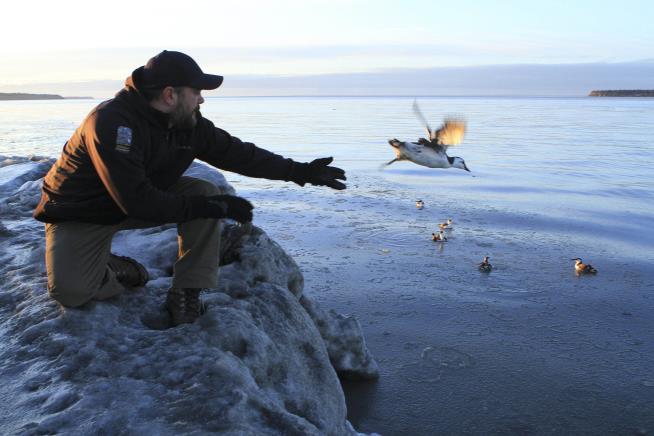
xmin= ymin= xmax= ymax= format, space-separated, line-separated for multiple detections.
xmin=413 ymin=101 xmax=466 ymax=151
xmin=434 ymin=118 xmax=466 ymax=149
xmin=412 ymin=100 xmax=433 ymax=139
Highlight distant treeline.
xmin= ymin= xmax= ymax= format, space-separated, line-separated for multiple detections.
xmin=589 ymin=90 xmax=654 ymax=97
xmin=0 ymin=93 xmax=64 ymax=101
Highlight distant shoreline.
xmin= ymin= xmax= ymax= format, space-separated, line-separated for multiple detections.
xmin=3 ymin=92 xmax=654 ymax=101
xmin=589 ymin=90 xmax=654 ymax=97
xmin=0 ymin=93 xmax=93 ymax=101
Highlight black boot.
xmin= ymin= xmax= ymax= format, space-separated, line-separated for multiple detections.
xmin=166 ymin=287 xmax=205 ymax=326
xmin=107 ymin=254 xmax=149 ymax=287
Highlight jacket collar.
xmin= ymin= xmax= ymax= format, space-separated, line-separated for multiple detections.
xmin=117 ymin=68 xmax=172 ymax=129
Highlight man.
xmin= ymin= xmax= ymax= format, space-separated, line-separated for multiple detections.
xmin=33 ymin=50 xmax=346 ymax=326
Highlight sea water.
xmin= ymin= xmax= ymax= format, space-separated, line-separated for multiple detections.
xmin=1 ymin=96 xmax=653 ymax=434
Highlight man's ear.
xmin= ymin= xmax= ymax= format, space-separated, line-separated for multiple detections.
xmin=160 ymin=86 xmax=177 ymax=106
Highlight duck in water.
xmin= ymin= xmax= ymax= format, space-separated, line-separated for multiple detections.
xmin=385 ymin=101 xmax=470 ymax=172
xmin=572 ymin=258 xmax=598 ymax=275
xmin=439 ymin=218 xmax=453 ymax=230
xmin=416 ymin=199 xmax=424 ymax=209
xmin=478 ymin=256 xmax=492 ymax=273
xmin=431 ymin=231 xmax=447 ymax=242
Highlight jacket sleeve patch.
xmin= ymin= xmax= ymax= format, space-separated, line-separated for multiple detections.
xmin=115 ymin=126 xmax=133 ymax=153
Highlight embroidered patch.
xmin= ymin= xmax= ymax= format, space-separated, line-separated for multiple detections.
xmin=115 ymin=126 xmax=132 ymax=153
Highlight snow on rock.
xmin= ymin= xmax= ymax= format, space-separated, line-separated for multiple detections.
xmin=219 ymin=223 xmax=305 ymax=297
xmin=218 ymin=224 xmax=378 ymax=381
xmin=0 ymin=157 xmax=377 ymax=435
xmin=300 ymin=297 xmax=380 ymax=381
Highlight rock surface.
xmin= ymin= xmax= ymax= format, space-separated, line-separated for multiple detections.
xmin=0 ymin=156 xmax=377 ymax=435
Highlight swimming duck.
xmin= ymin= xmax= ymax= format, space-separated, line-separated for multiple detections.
xmin=478 ymin=256 xmax=492 ymax=273
xmin=385 ymin=101 xmax=470 ymax=171
xmin=572 ymin=258 xmax=598 ymax=275
xmin=439 ymin=218 xmax=453 ymax=230
xmin=416 ymin=199 xmax=424 ymax=209
xmin=431 ymin=231 xmax=447 ymax=242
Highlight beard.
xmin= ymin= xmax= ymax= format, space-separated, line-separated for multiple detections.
xmin=170 ymin=102 xmax=199 ymax=130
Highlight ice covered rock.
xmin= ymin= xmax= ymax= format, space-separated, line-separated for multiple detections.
xmin=0 ymin=157 xmax=376 ymax=435
xmin=300 ymin=296 xmax=380 ymax=380
xmin=0 ymin=155 xmax=52 ymax=194
xmin=219 ymin=223 xmax=304 ymax=297
xmin=219 ymin=224 xmax=378 ymax=380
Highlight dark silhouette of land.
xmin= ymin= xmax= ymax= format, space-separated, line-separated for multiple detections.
xmin=589 ymin=89 xmax=654 ymax=97
xmin=0 ymin=93 xmax=93 ymax=101
xmin=0 ymin=93 xmax=63 ymax=100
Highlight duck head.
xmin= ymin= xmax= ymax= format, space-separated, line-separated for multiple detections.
xmin=449 ymin=156 xmax=470 ymax=172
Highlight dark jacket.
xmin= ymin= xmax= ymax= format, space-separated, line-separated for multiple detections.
xmin=33 ymin=71 xmax=307 ymax=224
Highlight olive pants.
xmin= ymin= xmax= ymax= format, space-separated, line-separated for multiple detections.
xmin=45 ymin=177 xmax=222 ymax=307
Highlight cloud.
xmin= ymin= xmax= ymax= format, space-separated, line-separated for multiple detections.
xmin=220 ymin=61 xmax=654 ymax=96
xmin=6 ymin=40 xmax=650 ymax=87
xmin=2 ymin=61 xmax=652 ymax=98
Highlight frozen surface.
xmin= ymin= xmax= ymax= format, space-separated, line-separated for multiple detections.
xmin=0 ymin=157 xmax=376 ymax=435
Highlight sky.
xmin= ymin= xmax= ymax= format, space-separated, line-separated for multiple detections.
xmin=1 ymin=0 xmax=652 ymax=96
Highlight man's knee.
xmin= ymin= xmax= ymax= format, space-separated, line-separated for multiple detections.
xmin=181 ymin=177 xmax=222 ymax=197
xmin=48 ymin=279 xmax=95 ymax=308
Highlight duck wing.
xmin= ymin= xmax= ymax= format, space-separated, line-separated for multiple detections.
xmin=433 ymin=118 xmax=466 ymax=149
xmin=417 ymin=137 xmax=446 ymax=153
xmin=413 ymin=100 xmax=466 ymax=151
xmin=412 ymin=100 xmax=433 ymax=139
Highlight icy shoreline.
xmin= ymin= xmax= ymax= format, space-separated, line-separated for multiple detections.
xmin=0 ymin=156 xmax=378 ymax=435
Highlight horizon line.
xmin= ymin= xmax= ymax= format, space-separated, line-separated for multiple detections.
xmin=6 ymin=93 xmax=651 ymax=101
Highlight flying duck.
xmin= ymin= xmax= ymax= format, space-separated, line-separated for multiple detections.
xmin=385 ymin=101 xmax=470 ymax=172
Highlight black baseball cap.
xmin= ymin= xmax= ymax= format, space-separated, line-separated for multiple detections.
xmin=139 ymin=50 xmax=223 ymax=90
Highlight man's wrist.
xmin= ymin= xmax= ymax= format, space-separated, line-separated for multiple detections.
xmin=290 ymin=162 xmax=309 ymax=186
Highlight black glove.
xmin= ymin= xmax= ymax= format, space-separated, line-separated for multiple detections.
xmin=204 ymin=195 xmax=254 ymax=223
xmin=296 ymin=157 xmax=347 ymax=190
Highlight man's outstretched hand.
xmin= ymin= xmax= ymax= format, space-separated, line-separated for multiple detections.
xmin=205 ymin=195 xmax=254 ymax=223
xmin=304 ymin=157 xmax=347 ymax=190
